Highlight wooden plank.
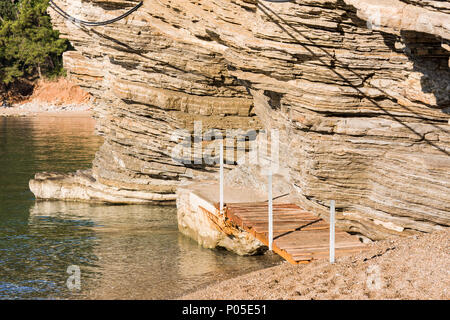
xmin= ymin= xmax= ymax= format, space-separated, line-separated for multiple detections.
xmin=235 ymin=210 xmax=317 ymax=216
xmin=275 ymin=242 xmax=365 ymax=251
xmin=230 ymin=210 xmax=297 ymax=215
xmin=276 ymin=230 xmax=357 ymax=244
xmin=291 ymin=248 xmax=365 ymax=260
xmin=237 ymin=215 xmax=318 ymax=221
xmin=230 ymin=211 xmax=308 ymax=216
xmin=234 ymin=213 xmax=321 ymax=222
xmin=241 ymin=223 xmax=320 ymax=230
xmin=231 ymin=210 xmax=310 ymax=217
xmin=239 ymin=218 xmax=318 ymax=225
xmin=245 ymin=221 xmax=319 ymax=228
xmin=278 ymin=243 xmax=366 ymax=252
xmin=230 ymin=206 xmax=307 ymax=211
xmin=227 ymin=202 xmax=298 ymax=208
xmin=224 ymin=202 xmax=367 ymax=265
xmin=287 ymin=245 xmax=366 ymax=255
xmin=238 ymin=218 xmax=321 ymax=224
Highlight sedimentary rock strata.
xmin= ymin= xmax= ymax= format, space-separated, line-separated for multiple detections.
xmin=30 ymin=0 xmax=450 ymax=239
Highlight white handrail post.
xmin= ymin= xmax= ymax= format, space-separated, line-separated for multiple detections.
xmin=268 ymin=169 xmax=273 ymax=251
xmin=219 ymin=141 xmax=224 ymax=215
xmin=330 ymin=200 xmax=335 ymax=264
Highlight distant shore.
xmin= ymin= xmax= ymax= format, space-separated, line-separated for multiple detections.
xmin=0 ymin=101 xmax=93 ymax=117
xmin=180 ymin=229 xmax=449 ymax=300
xmin=1 ymin=78 xmax=93 ymax=117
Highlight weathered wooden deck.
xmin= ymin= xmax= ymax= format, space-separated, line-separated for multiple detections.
xmin=224 ymin=202 xmax=367 ymax=264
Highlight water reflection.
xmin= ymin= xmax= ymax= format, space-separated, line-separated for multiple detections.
xmin=28 ymin=201 xmax=281 ymax=299
xmin=0 ymin=115 xmax=103 ymax=299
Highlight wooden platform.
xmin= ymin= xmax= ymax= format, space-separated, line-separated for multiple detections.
xmin=224 ymin=202 xmax=367 ymax=264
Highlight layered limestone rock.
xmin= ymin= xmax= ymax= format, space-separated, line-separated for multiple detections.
xmin=31 ymin=0 xmax=450 ymax=239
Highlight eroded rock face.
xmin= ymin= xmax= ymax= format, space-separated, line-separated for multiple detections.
xmin=32 ymin=0 xmax=450 ymax=239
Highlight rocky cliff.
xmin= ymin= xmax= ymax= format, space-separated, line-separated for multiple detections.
xmin=30 ymin=0 xmax=450 ymax=239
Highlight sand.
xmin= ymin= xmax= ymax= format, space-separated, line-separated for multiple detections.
xmin=181 ymin=229 xmax=449 ymax=300
xmin=0 ymin=101 xmax=92 ymax=117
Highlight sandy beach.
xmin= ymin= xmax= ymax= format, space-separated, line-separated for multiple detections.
xmin=181 ymin=229 xmax=449 ymax=300
xmin=0 ymin=101 xmax=92 ymax=117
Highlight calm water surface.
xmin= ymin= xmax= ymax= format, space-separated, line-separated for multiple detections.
xmin=0 ymin=115 xmax=281 ymax=299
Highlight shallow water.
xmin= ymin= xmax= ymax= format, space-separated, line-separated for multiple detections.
xmin=0 ymin=115 xmax=281 ymax=299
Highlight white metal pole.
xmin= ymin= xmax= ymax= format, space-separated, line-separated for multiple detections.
xmin=268 ymin=170 xmax=273 ymax=251
xmin=219 ymin=141 xmax=224 ymax=215
xmin=330 ymin=200 xmax=335 ymax=264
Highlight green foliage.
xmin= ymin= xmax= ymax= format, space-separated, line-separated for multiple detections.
xmin=0 ymin=0 xmax=69 ymax=84
xmin=0 ymin=1 xmax=18 ymax=21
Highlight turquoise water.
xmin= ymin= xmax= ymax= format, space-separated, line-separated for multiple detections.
xmin=0 ymin=115 xmax=280 ymax=299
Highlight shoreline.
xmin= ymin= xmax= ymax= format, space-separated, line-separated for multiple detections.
xmin=0 ymin=101 xmax=94 ymax=118
xmin=179 ymin=229 xmax=449 ymax=300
